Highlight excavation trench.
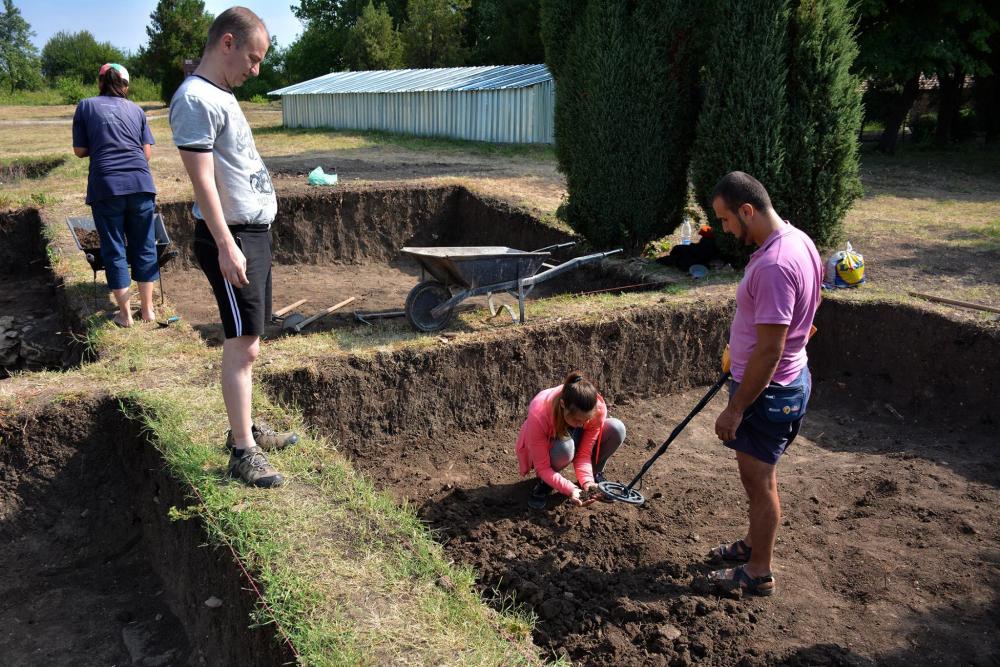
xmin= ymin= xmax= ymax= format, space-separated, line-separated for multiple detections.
xmin=265 ymin=299 xmax=1000 ymax=666
xmin=0 ymin=399 xmax=294 ymax=666
xmin=158 ymin=186 xmax=642 ymax=343
xmin=0 ymin=207 xmax=79 ymax=377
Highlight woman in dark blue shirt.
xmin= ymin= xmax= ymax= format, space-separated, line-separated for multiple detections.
xmin=72 ymin=63 xmax=158 ymax=327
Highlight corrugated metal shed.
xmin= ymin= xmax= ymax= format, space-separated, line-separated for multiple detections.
xmin=269 ymin=65 xmax=554 ymax=144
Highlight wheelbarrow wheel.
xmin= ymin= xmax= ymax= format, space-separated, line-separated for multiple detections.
xmin=405 ymin=280 xmax=454 ymax=332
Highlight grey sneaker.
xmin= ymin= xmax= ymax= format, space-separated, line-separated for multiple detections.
xmin=225 ymin=422 xmax=300 ymax=452
xmin=228 ymin=446 xmax=284 ymax=488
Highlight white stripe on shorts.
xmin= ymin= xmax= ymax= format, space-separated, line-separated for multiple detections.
xmin=224 ymin=279 xmax=243 ymax=336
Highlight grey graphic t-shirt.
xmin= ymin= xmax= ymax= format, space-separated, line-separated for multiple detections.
xmin=169 ymin=75 xmax=276 ymax=225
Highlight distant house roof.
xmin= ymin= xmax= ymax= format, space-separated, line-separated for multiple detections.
xmin=269 ymin=64 xmax=552 ymax=96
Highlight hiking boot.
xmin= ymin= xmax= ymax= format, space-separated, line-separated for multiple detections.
xmin=228 ymin=446 xmax=284 ymax=488
xmin=527 ymin=480 xmax=552 ymax=510
xmin=225 ymin=422 xmax=300 ymax=452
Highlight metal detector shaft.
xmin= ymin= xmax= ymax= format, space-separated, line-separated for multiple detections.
xmin=624 ymin=370 xmax=732 ymax=491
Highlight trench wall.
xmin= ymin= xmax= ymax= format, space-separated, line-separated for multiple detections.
xmin=265 ymin=303 xmax=733 ymax=455
xmin=158 ymin=186 xmax=579 ymax=270
xmin=0 ymin=207 xmax=47 ymax=275
xmin=810 ymin=300 xmax=999 ymax=427
xmin=0 ymin=399 xmax=293 ymax=665
xmin=265 ymin=298 xmax=999 ymax=456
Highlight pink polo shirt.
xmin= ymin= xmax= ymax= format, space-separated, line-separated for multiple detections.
xmin=515 ymin=386 xmax=607 ymax=497
xmin=729 ymin=223 xmax=822 ymax=385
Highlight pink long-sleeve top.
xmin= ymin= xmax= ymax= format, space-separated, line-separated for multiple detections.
xmin=516 ymin=385 xmax=608 ymax=497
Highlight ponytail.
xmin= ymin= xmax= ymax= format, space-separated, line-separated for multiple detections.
xmin=551 ymin=370 xmax=598 ymax=438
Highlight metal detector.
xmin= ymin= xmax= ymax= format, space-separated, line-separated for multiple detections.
xmin=598 ymin=369 xmax=732 ymax=505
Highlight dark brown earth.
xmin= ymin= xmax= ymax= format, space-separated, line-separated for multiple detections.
xmin=0 ymin=209 xmax=77 ymax=376
xmin=0 ymin=401 xmax=192 ymax=666
xmin=265 ymin=298 xmax=999 ymax=666
xmin=0 ymin=400 xmax=295 ymax=667
xmin=384 ymin=385 xmax=999 ymax=666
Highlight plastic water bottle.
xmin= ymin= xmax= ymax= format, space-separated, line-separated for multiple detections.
xmin=680 ymin=217 xmax=693 ymax=245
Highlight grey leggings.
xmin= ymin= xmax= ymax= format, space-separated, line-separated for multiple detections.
xmin=549 ymin=417 xmax=626 ymax=473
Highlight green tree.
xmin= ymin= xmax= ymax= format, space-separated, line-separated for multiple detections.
xmin=468 ymin=0 xmax=544 ymax=65
xmin=288 ymin=0 xmax=408 ymax=76
xmin=690 ymin=0 xmax=790 ymax=262
xmin=778 ymin=0 xmax=863 ymax=249
xmin=540 ymin=0 xmax=703 ymax=254
xmin=856 ymin=0 xmax=998 ymax=152
xmin=344 ymin=1 xmax=404 ymax=69
xmin=139 ymin=0 xmax=213 ymax=103
xmin=284 ymin=23 xmax=342 ymax=80
xmin=0 ymin=0 xmax=42 ymax=93
xmin=402 ymin=0 xmax=470 ymax=68
xmin=41 ymin=31 xmax=125 ymax=83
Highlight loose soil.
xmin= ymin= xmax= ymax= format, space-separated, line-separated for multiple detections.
xmin=0 ymin=399 xmax=295 ymax=667
xmin=336 ymin=386 xmax=999 ymax=666
xmin=267 ymin=298 xmax=999 ymax=665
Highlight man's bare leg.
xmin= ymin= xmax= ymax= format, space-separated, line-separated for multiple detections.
xmin=737 ymin=451 xmax=780 ymax=577
xmin=222 ymin=335 xmax=259 ymax=450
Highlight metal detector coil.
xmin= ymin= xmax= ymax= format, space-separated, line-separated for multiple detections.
xmin=596 ymin=369 xmax=732 ymax=506
xmin=597 ymin=480 xmax=645 ymax=505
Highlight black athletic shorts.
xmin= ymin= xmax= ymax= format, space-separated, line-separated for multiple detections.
xmin=193 ymin=220 xmax=272 ymax=339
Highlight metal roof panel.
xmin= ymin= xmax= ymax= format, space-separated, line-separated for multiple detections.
xmin=270 ymin=64 xmax=551 ymax=95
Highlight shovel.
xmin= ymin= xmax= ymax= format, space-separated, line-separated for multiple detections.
xmin=272 ymin=298 xmax=309 ymax=324
xmin=284 ymin=297 xmax=357 ymax=334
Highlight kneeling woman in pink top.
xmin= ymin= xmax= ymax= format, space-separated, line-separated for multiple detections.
xmin=516 ymin=371 xmax=627 ymax=510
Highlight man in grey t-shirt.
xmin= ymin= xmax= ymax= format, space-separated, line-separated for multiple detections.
xmin=170 ymin=7 xmax=297 ymax=488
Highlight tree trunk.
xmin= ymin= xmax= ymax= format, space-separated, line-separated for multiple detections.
xmin=935 ymin=69 xmax=963 ymax=146
xmin=878 ymin=75 xmax=920 ymax=154
xmin=982 ymin=74 xmax=1000 ymax=144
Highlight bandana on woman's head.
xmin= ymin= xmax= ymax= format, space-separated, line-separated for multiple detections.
xmin=98 ymin=63 xmax=130 ymax=82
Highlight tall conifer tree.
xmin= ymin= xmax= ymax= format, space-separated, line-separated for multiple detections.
xmin=690 ymin=0 xmax=790 ymax=262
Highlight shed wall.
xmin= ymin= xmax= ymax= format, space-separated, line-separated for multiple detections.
xmin=280 ymin=82 xmax=554 ymax=144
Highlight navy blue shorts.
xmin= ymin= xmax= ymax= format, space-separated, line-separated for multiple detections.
xmin=724 ymin=367 xmax=811 ymax=465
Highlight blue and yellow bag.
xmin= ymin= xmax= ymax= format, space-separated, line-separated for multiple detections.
xmin=824 ymin=242 xmax=865 ymax=288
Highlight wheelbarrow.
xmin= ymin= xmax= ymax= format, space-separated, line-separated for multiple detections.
xmin=67 ymin=213 xmax=179 ymax=308
xmin=400 ymin=242 xmax=622 ymax=332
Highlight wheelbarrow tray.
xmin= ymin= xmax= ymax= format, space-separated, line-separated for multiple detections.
xmin=67 ymin=213 xmax=173 ymax=272
xmin=401 ymin=246 xmax=551 ymax=290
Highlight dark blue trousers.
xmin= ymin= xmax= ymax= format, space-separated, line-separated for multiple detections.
xmin=90 ymin=192 xmax=158 ymax=290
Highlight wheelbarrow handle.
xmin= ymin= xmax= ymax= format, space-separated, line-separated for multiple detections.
xmin=530 ymin=241 xmax=577 ymax=253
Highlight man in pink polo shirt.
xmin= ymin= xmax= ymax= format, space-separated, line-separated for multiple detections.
xmin=707 ymin=172 xmax=822 ymax=597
